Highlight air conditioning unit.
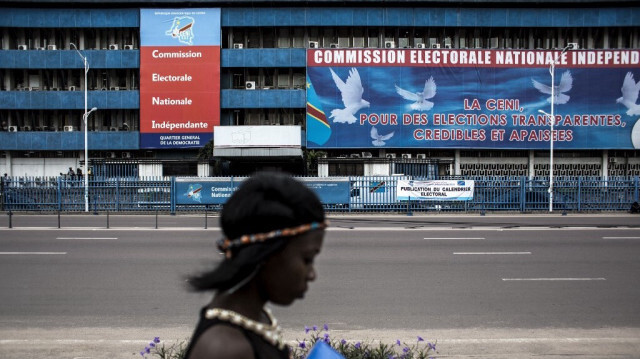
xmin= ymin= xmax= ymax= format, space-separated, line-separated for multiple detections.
xmin=308 ymin=41 xmax=319 ymax=48
xmin=567 ymin=42 xmax=579 ymax=50
xmin=110 ymin=87 xmax=120 ymax=91
xmin=350 ymin=153 xmax=361 ymax=158
xmin=232 ymin=43 xmax=243 ymax=49
xmin=329 ymin=43 xmax=339 ymax=49
xmin=401 ymin=153 xmax=412 ymax=159
xmin=108 ymin=44 xmax=119 ymax=50
xmin=51 ymin=87 xmax=58 ymax=91
xmin=444 ymin=43 xmax=452 ymax=49
xmin=8 ymin=126 xmax=18 ymax=132
xmin=37 ymin=47 xmax=46 ymax=50
xmin=22 ymin=126 xmax=32 ymax=131
xmin=384 ymin=41 xmax=396 ymax=49
xmin=122 ymin=152 xmax=131 ymax=159
xmin=245 ymin=81 xmax=256 ymax=90
xmin=18 ymin=44 xmax=27 ymax=50
xmin=124 ymin=44 xmax=134 ymax=50
xmin=609 ymin=157 xmax=617 ymax=163
xmin=385 ymin=153 xmax=396 ymax=159
xmin=416 ymin=43 xmax=426 ymax=49
xmin=431 ymin=43 xmax=441 ymax=49
xmin=109 ymin=152 xmax=117 ymax=159
xmin=47 ymin=44 xmax=57 ymax=50
xmin=64 ymin=126 xmax=74 ymax=132
xmin=416 ymin=154 xmax=427 ymax=159
xmin=68 ymin=86 xmax=76 ymax=91
xmin=109 ymin=127 xmax=118 ymax=131
xmin=362 ymin=152 xmax=373 ymax=158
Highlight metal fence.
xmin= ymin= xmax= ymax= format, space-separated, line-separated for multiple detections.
xmin=1 ymin=175 xmax=638 ymax=213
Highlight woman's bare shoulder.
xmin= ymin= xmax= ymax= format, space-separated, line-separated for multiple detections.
xmin=187 ymin=324 xmax=254 ymax=359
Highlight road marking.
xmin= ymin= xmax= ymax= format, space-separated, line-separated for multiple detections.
xmin=603 ymin=236 xmax=640 ymax=239
xmin=454 ymin=252 xmax=531 ymax=255
xmin=502 ymin=277 xmax=606 ymax=281
xmin=425 ymin=237 xmax=486 ymax=240
xmin=56 ymin=237 xmax=118 ymax=240
xmin=0 ymin=252 xmax=67 ymax=255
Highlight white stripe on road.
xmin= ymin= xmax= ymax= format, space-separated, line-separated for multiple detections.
xmin=502 ymin=277 xmax=606 ymax=281
xmin=0 ymin=252 xmax=67 ymax=255
xmin=425 ymin=237 xmax=486 ymax=240
xmin=454 ymin=252 xmax=531 ymax=255
xmin=56 ymin=237 xmax=118 ymax=240
xmin=603 ymin=236 xmax=640 ymax=239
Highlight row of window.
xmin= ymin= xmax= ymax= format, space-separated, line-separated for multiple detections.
xmin=224 ymin=26 xmax=640 ymax=50
xmin=0 ymin=27 xmax=139 ymax=51
xmin=0 ymin=108 xmax=305 ymax=131
xmin=0 ymin=69 xmax=137 ymax=92
xmin=1 ymin=26 xmax=638 ymax=52
xmin=1 ymin=110 xmax=137 ymax=132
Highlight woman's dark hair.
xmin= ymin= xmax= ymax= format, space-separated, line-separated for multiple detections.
xmin=189 ymin=172 xmax=325 ymax=292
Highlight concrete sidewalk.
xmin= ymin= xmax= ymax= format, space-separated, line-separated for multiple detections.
xmin=1 ymin=327 xmax=639 ymax=358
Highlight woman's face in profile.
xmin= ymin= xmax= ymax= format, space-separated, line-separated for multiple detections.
xmin=259 ymin=230 xmax=325 ymax=305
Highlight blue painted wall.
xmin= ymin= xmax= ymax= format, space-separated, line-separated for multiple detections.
xmin=222 ymin=49 xmax=306 ymax=67
xmin=1 ymin=7 xmax=637 ymax=29
xmin=0 ymin=131 xmax=139 ymax=150
xmin=0 ymin=91 xmax=139 ymax=110
xmin=0 ymin=8 xmax=139 ymax=27
xmin=222 ymin=7 xmax=640 ymax=27
xmin=221 ymin=89 xmax=305 ymax=108
xmin=0 ymin=50 xmax=139 ymax=69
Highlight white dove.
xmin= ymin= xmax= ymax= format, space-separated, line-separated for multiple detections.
xmin=616 ymin=72 xmax=640 ymax=116
xmin=395 ymin=76 xmax=437 ymax=111
xmin=531 ymin=70 xmax=573 ymax=105
xmin=371 ymin=126 xmax=394 ymax=146
xmin=329 ymin=68 xmax=369 ymax=124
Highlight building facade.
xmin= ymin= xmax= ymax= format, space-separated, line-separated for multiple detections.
xmin=0 ymin=1 xmax=639 ymax=178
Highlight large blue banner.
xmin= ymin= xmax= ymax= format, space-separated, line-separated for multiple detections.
xmin=306 ymin=49 xmax=640 ymax=150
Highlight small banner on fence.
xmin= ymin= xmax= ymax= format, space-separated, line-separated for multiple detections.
xmin=397 ymin=179 xmax=475 ymax=201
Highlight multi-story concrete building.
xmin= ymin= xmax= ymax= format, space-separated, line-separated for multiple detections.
xmin=1 ymin=0 xmax=639 ymax=178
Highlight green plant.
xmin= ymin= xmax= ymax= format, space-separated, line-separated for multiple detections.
xmin=138 ymin=337 xmax=187 ymax=359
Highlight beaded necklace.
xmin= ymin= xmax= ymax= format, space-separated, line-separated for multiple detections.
xmin=204 ymin=307 xmax=286 ymax=350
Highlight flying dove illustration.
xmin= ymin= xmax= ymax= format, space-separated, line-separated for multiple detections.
xmin=532 ymin=70 xmax=573 ymax=105
xmin=371 ymin=126 xmax=394 ymax=146
xmin=329 ymin=68 xmax=370 ymax=124
xmin=616 ymin=72 xmax=640 ymax=116
xmin=395 ymin=76 xmax=437 ymax=111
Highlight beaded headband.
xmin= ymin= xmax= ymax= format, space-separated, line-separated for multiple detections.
xmin=217 ymin=220 xmax=328 ymax=259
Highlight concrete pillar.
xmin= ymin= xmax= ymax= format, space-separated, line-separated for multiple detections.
xmin=5 ymin=151 xmax=12 ymax=176
xmin=602 ymin=150 xmax=609 ymax=179
xmin=454 ymin=149 xmax=461 ymax=176
xmin=528 ymin=150 xmax=535 ymax=179
xmin=4 ymin=69 xmax=12 ymax=90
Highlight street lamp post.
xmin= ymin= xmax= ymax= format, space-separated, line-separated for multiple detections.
xmin=541 ymin=42 xmax=578 ymax=212
xmin=70 ymin=43 xmax=97 ymax=212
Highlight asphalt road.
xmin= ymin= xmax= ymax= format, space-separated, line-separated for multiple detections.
xmin=1 ymin=214 xmax=639 ymax=358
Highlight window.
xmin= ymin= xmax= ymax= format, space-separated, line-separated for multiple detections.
xmin=337 ymin=28 xmax=350 ymax=48
xmin=329 ymin=162 xmax=364 ymax=176
xmin=353 ymin=27 xmax=365 ymax=48
xmin=367 ymin=28 xmax=379 ymax=48
xmin=292 ymin=27 xmax=305 ymax=48
xmin=277 ymin=28 xmax=290 ymax=48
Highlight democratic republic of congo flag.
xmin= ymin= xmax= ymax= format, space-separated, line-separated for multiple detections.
xmin=306 ymin=75 xmax=331 ymax=146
